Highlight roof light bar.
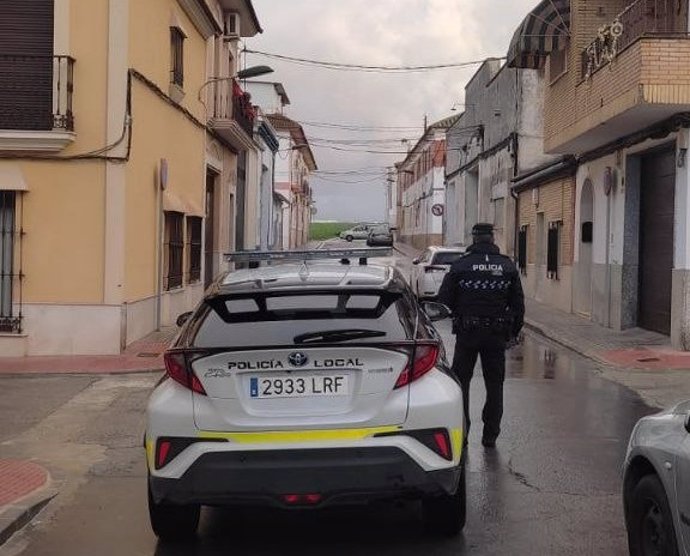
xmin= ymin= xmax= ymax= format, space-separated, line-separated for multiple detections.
xmin=225 ymin=248 xmax=393 ymax=263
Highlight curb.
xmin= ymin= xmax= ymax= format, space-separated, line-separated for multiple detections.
xmin=0 ymin=366 xmax=164 ymax=378
xmin=0 ymin=483 xmax=57 ymax=547
xmin=523 ymin=318 xmax=611 ymax=369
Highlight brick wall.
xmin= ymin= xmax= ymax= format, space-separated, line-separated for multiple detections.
xmin=543 ymin=1 xmax=690 ymax=153
xmin=518 ymin=176 xmax=576 ymax=266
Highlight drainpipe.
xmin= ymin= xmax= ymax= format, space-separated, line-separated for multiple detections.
xmin=156 ymin=166 xmax=164 ymax=331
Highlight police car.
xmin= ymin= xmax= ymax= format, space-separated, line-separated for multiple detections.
xmin=145 ymin=248 xmax=466 ymax=540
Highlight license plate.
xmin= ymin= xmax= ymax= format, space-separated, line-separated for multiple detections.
xmin=249 ymin=375 xmax=349 ymax=399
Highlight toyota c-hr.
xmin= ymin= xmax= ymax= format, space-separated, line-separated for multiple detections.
xmin=145 ymin=250 xmax=465 ymax=540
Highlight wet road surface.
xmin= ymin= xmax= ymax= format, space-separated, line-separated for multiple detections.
xmin=1 ymin=323 xmax=652 ymax=556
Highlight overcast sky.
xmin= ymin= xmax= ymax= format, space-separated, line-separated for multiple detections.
xmin=248 ymin=0 xmax=537 ymax=222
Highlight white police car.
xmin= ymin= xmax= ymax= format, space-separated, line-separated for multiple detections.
xmin=624 ymin=400 xmax=690 ymax=555
xmin=145 ymin=248 xmax=465 ymax=540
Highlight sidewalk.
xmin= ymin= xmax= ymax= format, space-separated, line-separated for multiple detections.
xmin=0 ymin=327 xmax=177 ymax=375
xmin=0 ymin=460 xmax=55 ymax=546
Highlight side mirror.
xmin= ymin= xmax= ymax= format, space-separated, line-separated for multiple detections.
xmin=412 ymin=258 xmax=420 ymax=265
xmin=685 ymin=412 xmax=690 ymax=434
xmin=176 ymin=311 xmax=193 ymax=328
xmin=421 ymin=301 xmax=451 ymax=322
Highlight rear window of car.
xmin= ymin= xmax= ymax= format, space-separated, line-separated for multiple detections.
xmin=432 ymin=251 xmax=464 ymax=265
xmin=191 ymin=291 xmax=415 ymax=348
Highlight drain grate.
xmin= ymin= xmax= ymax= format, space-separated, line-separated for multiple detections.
xmin=636 ymin=357 xmax=661 ymax=363
xmin=137 ymin=352 xmax=160 ymax=358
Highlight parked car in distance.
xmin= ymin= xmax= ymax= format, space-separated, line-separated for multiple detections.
xmin=339 ymin=224 xmax=373 ymax=242
xmin=623 ymin=400 xmax=690 ymax=556
xmin=366 ymin=225 xmax=394 ymax=247
xmin=410 ymin=246 xmax=466 ymax=300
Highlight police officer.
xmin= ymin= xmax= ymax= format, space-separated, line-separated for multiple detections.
xmin=438 ymin=223 xmax=524 ymax=448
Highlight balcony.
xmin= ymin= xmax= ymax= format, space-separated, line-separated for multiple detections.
xmin=208 ymin=79 xmax=256 ymax=151
xmin=581 ymin=0 xmax=688 ymax=79
xmin=545 ymin=0 xmax=690 ymax=154
xmin=0 ymin=55 xmax=76 ymax=152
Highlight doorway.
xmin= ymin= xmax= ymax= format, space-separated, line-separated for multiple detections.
xmin=638 ymin=148 xmax=675 ymax=335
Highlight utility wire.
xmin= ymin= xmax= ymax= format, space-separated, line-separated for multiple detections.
xmin=244 ymin=49 xmax=505 ymax=73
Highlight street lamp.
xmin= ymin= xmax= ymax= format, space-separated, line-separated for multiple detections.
xmin=197 ymin=65 xmax=274 ymax=102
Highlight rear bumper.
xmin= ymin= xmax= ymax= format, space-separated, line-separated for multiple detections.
xmin=149 ymin=447 xmax=463 ymax=508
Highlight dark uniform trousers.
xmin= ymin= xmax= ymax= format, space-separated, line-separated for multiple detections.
xmin=452 ymin=330 xmax=506 ymax=441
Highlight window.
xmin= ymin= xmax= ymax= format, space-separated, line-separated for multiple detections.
xmin=431 ymin=251 xmax=465 ymax=266
xmin=493 ymin=198 xmax=505 ymax=230
xmin=187 ymin=216 xmax=202 ymax=284
xmin=536 ymin=212 xmax=546 ymax=265
xmin=170 ymin=27 xmax=185 ymax=88
xmin=0 ymin=191 xmax=19 ymax=333
xmin=192 ymin=292 xmax=413 ymax=348
xmin=547 ymin=221 xmax=562 ymax=279
xmin=165 ymin=212 xmax=184 ymax=290
xmin=518 ymin=226 xmax=528 ymax=275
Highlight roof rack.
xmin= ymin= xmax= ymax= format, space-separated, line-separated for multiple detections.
xmin=225 ymin=247 xmax=393 ymax=265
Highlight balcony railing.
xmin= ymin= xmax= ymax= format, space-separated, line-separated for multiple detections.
xmin=0 ymin=55 xmax=75 ymax=132
xmin=210 ymin=78 xmax=256 ymax=138
xmin=581 ymin=0 xmax=689 ymax=79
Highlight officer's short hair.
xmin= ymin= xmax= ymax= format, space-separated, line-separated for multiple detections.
xmin=472 ymin=223 xmax=494 ymax=242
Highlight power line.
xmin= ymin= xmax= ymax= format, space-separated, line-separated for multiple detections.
xmin=244 ymin=49 xmax=505 ymax=73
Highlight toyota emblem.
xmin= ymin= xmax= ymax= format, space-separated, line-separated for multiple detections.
xmin=288 ymin=352 xmax=309 ymax=368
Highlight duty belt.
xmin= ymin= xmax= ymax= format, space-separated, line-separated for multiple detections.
xmin=460 ymin=316 xmax=510 ymax=331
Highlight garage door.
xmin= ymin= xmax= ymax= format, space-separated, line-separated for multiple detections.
xmin=638 ymin=148 xmax=675 ymax=335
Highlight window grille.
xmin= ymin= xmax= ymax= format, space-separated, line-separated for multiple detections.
xmin=0 ymin=191 xmax=22 ymax=333
xmin=547 ymin=221 xmax=561 ymax=279
xmin=165 ymin=212 xmax=184 ymax=290
xmin=187 ymin=216 xmax=202 ymax=283
xmin=518 ymin=225 xmax=528 ymax=275
xmin=170 ymin=28 xmax=185 ymax=88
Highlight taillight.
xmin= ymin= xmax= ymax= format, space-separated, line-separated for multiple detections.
xmin=394 ymin=343 xmax=439 ymax=388
xmin=373 ymin=428 xmax=454 ymax=461
xmin=154 ymin=437 xmax=226 ymax=470
xmin=164 ymin=352 xmax=207 ymax=395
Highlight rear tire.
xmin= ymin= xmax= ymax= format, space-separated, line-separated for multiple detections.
xmin=423 ymin=466 xmax=466 ymax=537
xmin=345 ymin=235 xmax=353 ymax=242
xmin=627 ymin=475 xmax=679 ymax=556
xmin=148 ymin=479 xmax=200 ymax=541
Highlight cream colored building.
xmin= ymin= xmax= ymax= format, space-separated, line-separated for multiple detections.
xmin=0 ymin=0 xmax=262 ymax=356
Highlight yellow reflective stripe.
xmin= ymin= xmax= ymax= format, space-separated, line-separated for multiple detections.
xmin=198 ymin=426 xmax=402 ymax=444
xmin=145 ymin=439 xmax=155 ymax=469
xmin=450 ymin=429 xmax=463 ymax=463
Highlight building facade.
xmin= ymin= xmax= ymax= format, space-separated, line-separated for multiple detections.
xmin=445 ymin=60 xmax=555 ymax=257
xmin=521 ymin=0 xmax=690 ymax=347
xmin=0 ymin=0 xmax=263 ymax=356
xmin=397 ymin=116 xmax=459 ymax=250
xmin=267 ymin=113 xmax=317 ymax=249
xmin=507 ymin=0 xmax=690 ymax=346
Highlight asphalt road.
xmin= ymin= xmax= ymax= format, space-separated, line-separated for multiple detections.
xmin=0 ymin=246 xmax=654 ymax=556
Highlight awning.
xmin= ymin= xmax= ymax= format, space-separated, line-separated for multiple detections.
xmin=507 ymin=0 xmax=571 ymax=69
xmin=163 ymin=190 xmax=204 ymax=216
xmin=0 ymin=162 xmax=28 ymax=191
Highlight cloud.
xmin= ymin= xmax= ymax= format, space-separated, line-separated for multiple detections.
xmin=249 ymin=0 xmax=537 ymax=221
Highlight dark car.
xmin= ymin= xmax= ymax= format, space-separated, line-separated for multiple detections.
xmin=366 ymin=225 xmax=394 ymax=246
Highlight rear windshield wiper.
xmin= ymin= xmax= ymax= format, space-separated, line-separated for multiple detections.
xmin=294 ymin=329 xmax=387 ymax=344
